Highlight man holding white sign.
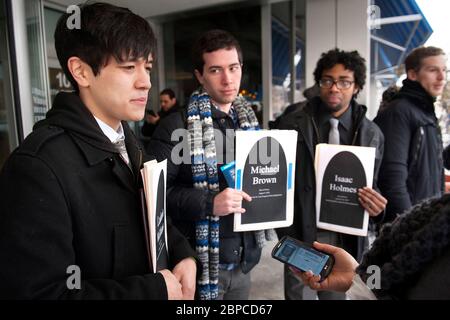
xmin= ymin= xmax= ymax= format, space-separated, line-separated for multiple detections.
xmin=276 ymin=49 xmax=387 ymax=300
xmin=150 ymin=30 xmax=262 ymax=300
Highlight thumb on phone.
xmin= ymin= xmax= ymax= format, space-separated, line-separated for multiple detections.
xmin=312 ymin=241 xmax=339 ymax=255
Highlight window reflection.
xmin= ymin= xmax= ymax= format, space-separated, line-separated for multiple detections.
xmin=0 ymin=0 xmax=16 ymax=167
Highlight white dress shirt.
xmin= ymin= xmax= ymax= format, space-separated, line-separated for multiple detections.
xmin=94 ymin=117 xmax=130 ymax=165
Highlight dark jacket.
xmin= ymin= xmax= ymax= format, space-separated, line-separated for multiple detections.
xmin=357 ymin=194 xmax=450 ymax=300
xmin=268 ymin=100 xmax=308 ymax=129
xmin=149 ymin=107 xmax=262 ymax=273
xmin=0 ymin=92 xmax=195 ymax=299
xmin=404 ymin=246 xmax=450 ymax=299
xmin=374 ymin=79 xmax=444 ymax=222
xmin=276 ymin=96 xmax=384 ymax=259
xmin=444 ymin=144 xmax=450 ymax=170
xmin=141 ymin=104 xmax=182 ymax=138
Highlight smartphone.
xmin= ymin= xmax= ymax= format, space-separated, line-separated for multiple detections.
xmin=146 ymin=109 xmax=157 ymax=116
xmin=272 ymin=236 xmax=334 ymax=280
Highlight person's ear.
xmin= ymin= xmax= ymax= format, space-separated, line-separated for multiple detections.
xmin=353 ymin=85 xmax=359 ymax=96
xmin=407 ymin=69 xmax=418 ymax=81
xmin=67 ymin=57 xmax=91 ymax=88
xmin=194 ymin=69 xmax=204 ymax=86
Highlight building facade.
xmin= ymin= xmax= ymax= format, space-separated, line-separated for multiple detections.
xmin=0 ymin=0 xmax=430 ymax=168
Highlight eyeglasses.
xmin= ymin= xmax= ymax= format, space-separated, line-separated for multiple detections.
xmin=319 ymin=78 xmax=354 ymax=90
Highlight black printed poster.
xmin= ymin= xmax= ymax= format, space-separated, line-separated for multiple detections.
xmin=241 ymin=136 xmax=287 ymax=224
xmin=235 ymin=130 xmax=297 ymax=231
xmin=315 ymin=144 xmax=375 ymax=236
xmin=319 ymin=151 xmax=366 ymax=228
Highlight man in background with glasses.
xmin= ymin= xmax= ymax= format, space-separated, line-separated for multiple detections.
xmin=275 ymin=48 xmax=386 ymax=300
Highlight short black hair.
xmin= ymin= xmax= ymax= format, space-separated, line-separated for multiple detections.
xmin=54 ymin=2 xmax=156 ymax=91
xmin=405 ymin=46 xmax=445 ymax=72
xmin=378 ymin=85 xmax=399 ymax=113
xmin=191 ymin=29 xmax=243 ymax=75
xmin=381 ymin=85 xmax=399 ymax=103
xmin=160 ymin=88 xmax=176 ymax=99
xmin=313 ymin=48 xmax=366 ymax=92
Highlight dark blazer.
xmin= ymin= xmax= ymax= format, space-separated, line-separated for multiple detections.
xmin=0 ymin=92 xmax=195 ymax=299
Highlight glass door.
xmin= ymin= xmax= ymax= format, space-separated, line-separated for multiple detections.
xmin=0 ymin=0 xmax=18 ymax=168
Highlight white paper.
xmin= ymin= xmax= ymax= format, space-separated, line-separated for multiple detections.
xmin=234 ymin=130 xmax=297 ymax=231
xmin=315 ymin=144 xmax=375 ymax=236
xmin=140 ymin=159 xmax=168 ymax=273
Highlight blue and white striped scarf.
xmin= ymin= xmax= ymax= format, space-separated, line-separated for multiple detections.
xmin=187 ymin=87 xmax=259 ymax=300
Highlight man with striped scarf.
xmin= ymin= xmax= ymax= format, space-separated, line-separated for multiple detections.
xmin=149 ymin=30 xmax=266 ymax=300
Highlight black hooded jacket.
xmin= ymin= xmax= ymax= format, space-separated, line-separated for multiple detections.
xmin=0 ymin=92 xmax=194 ymax=299
xmin=374 ymin=79 xmax=444 ymax=222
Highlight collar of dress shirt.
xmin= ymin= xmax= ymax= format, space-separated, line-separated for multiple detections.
xmin=93 ymin=116 xmax=124 ymax=143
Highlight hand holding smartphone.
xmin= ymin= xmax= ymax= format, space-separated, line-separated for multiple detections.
xmin=146 ymin=110 xmax=157 ymax=117
xmin=272 ymin=236 xmax=334 ymax=281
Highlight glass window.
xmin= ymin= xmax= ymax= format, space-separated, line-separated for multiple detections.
xmin=271 ymin=0 xmax=306 ymax=119
xmin=44 ymin=7 xmax=71 ymax=104
xmin=162 ymin=3 xmax=262 ymax=112
xmin=295 ymin=0 xmax=306 ymax=102
xmin=26 ymin=0 xmax=49 ymax=123
xmin=0 ymin=0 xmax=17 ymax=167
xmin=271 ymin=1 xmax=291 ymax=118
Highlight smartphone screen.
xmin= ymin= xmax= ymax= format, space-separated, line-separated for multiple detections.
xmin=273 ymin=237 xmax=330 ymax=275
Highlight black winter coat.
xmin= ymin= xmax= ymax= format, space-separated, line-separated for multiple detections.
xmin=141 ymin=103 xmax=183 ymax=138
xmin=374 ymin=79 xmax=444 ymax=222
xmin=276 ymin=97 xmax=384 ymax=259
xmin=0 ymin=92 xmax=195 ymax=299
xmin=149 ymin=107 xmax=262 ymax=273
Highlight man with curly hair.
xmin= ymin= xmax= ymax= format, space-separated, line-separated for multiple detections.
xmin=276 ymin=48 xmax=387 ymax=300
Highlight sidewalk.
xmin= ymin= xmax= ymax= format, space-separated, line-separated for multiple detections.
xmin=249 ymin=239 xmax=284 ymax=300
xmin=249 ymin=238 xmax=318 ymax=300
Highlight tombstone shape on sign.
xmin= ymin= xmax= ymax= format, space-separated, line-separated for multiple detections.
xmin=155 ymin=170 xmax=168 ymax=271
xmin=319 ymin=151 xmax=366 ymax=228
xmin=241 ymin=137 xmax=287 ymax=224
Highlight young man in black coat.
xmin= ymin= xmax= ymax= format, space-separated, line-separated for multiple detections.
xmin=0 ymin=2 xmax=196 ymax=300
xmin=374 ymin=46 xmax=447 ymax=223
xmin=149 ymin=30 xmax=261 ymax=300
xmin=276 ymin=49 xmax=387 ymax=300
